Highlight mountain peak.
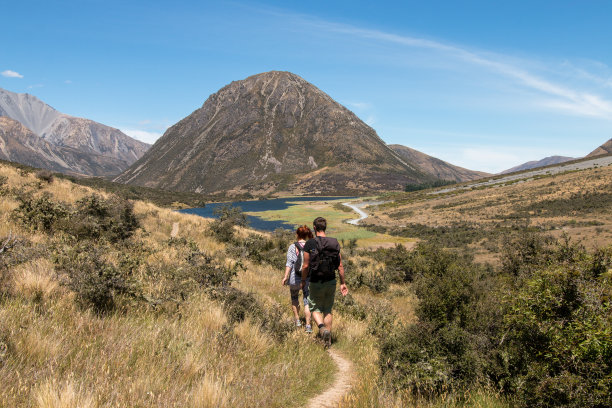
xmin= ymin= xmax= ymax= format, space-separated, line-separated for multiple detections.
xmin=0 ymin=87 xmax=150 ymax=176
xmin=117 ymin=72 xmax=432 ymax=195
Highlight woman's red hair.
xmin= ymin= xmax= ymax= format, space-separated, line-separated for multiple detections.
xmin=296 ymin=225 xmax=313 ymax=240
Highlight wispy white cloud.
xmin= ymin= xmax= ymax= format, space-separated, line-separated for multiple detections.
xmin=1 ymin=70 xmax=23 ymax=78
xmin=27 ymin=84 xmax=44 ymax=89
xmin=64 ymin=80 xmax=72 ymax=84
xmin=120 ymin=128 xmax=162 ymax=144
xmin=292 ymin=16 xmax=612 ymax=119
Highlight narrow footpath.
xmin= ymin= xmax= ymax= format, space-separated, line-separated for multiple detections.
xmin=307 ymin=349 xmax=354 ymax=408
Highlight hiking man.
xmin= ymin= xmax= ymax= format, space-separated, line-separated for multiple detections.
xmin=300 ymin=217 xmax=348 ymax=347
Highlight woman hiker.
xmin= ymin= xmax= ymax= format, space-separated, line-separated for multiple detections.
xmin=282 ymin=225 xmax=313 ymax=333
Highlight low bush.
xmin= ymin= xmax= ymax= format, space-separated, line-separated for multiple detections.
xmin=499 ymin=244 xmax=612 ymax=407
xmin=59 ymin=194 xmax=140 ymax=242
xmin=208 ymin=286 xmax=293 ymax=341
xmin=35 ymin=170 xmax=54 ymax=184
xmin=208 ymin=205 xmax=248 ymax=242
xmin=334 ymin=293 xmax=367 ymax=320
xmin=54 ymin=244 xmax=134 ymax=313
xmin=405 ymin=180 xmax=456 ymax=192
xmin=14 ymin=193 xmax=69 ymax=232
xmin=378 ymin=235 xmax=612 ymax=407
xmin=14 ymin=193 xmax=140 ymax=242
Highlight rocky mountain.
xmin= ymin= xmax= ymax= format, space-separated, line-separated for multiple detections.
xmin=388 ymin=144 xmax=489 ymax=182
xmin=0 ymin=87 xmax=149 ymax=176
xmin=587 ymin=138 xmax=612 ymax=157
xmin=500 ymin=156 xmax=575 ymax=174
xmin=116 ymin=71 xmax=434 ymax=195
xmin=0 ymin=117 xmax=128 ymax=175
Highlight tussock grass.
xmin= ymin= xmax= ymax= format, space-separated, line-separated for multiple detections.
xmin=34 ymin=379 xmax=97 ymax=408
xmin=12 ymin=258 xmax=59 ymax=302
xmin=0 ymin=162 xmax=335 ymax=407
xmin=189 ymin=372 xmax=230 ymax=408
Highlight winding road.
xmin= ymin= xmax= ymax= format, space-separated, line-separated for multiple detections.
xmin=343 ymin=201 xmax=385 ymax=225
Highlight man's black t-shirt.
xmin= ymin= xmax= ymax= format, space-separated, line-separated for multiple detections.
xmin=304 ymin=236 xmax=341 ymax=282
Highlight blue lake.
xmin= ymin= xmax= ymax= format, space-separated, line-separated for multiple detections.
xmin=179 ymin=196 xmax=356 ymax=232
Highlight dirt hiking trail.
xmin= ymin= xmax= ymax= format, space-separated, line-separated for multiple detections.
xmin=307 ymin=349 xmax=354 ymax=408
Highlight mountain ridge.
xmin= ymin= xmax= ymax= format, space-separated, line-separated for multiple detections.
xmin=587 ymin=138 xmax=612 ymax=157
xmin=388 ymin=144 xmax=489 ymax=182
xmin=116 ymin=71 xmax=435 ymax=195
xmin=0 ymin=117 xmax=129 ymax=175
xmin=500 ymin=155 xmax=575 ymax=174
xmin=0 ymin=87 xmax=149 ymax=176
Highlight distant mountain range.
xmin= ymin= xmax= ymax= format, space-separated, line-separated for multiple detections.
xmin=500 ymin=156 xmax=575 ymax=174
xmin=0 ymin=117 xmax=131 ymax=175
xmin=0 ymin=87 xmax=149 ymax=176
xmin=117 ymin=71 xmax=441 ymax=195
xmin=499 ymin=138 xmax=612 ymax=174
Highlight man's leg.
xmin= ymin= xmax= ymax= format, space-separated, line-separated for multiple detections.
xmin=323 ymin=312 xmax=332 ymax=332
xmin=312 ymin=311 xmax=324 ymax=328
xmin=305 ymin=304 xmax=312 ymax=327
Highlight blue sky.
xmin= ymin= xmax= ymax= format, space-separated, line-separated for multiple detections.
xmin=2 ymin=0 xmax=612 ymax=173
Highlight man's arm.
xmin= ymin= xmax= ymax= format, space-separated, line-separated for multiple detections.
xmin=300 ymin=252 xmax=310 ymax=290
xmin=338 ymin=253 xmax=348 ymax=296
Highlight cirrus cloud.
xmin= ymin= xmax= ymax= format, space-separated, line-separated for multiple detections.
xmin=1 ymin=70 xmax=24 ymax=78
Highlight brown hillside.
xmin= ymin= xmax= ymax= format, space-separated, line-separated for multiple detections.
xmin=115 ymin=71 xmax=433 ymax=195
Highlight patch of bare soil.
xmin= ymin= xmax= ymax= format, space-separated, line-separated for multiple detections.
xmin=307 ymin=349 xmax=354 ymax=408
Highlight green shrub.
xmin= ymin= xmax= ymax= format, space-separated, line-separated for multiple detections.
xmin=54 ymin=244 xmax=133 ymax=313
xmin=378 ymin=242 xmax=502 ymax=396
xmin=380 ymin=322 xmax=453 ymax=396
xmin=35 ymin=170 xmax=54 ymax=184
xmin=208 ymin=205 xmax=248 ymax=242
xmin=334 ymin=293 xmax=367 ymax=320
xmin=367 ymin=244 xmax=419 ymax=282
xmin=186 ymin=251 xmax=238 ymax=288
xmin=208 ymin=286 xmax=293 ymax=341
xmin=500 ymin=244 xmax=612 ymax=407
xmin=405 ymin=180 xmax=456 ymax=192
xmin=379 ymin=235 xmax=611 ymax=406
xmin=368 ymin=301 xmax=396 ymax=339
xmin=61 ymin=194 xmax=140 ymax=242
xmin=14 ymin=193 xmax=69 ymax=232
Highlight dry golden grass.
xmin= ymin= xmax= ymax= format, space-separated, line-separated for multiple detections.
xmin=233 ymin=318 xmax=272 ymax=355
xmin=34 ymin=379 xmax=97 ymax=408
xmin=189 ymin=372 xmax=230 ymax=408
xmin=0 ymin=162 xmax=336 ymax=408
xmin=12 ymin=258 xmax=59 ymax=302
xmin=369 ymin=164 xmax=612 ymax=262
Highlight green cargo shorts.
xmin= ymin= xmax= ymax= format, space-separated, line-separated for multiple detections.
xmin=307 ymin=279 xmax=336 ymax=314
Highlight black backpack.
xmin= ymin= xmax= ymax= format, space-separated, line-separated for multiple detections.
xmin=309 ymin=237 xmax=341 ymax=283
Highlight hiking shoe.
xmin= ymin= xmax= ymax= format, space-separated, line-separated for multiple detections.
xmin=295 ymin=319 xmax=302 ymax=327
xmin=322 ymin=329 xmax=332 ymax=348
xmin=305 ymin=324 xmax=313 ymax=334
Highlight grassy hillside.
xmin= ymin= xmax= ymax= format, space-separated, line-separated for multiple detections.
xmin=364 ymin=158 xmax=612 ymax=263
xmin=0 ymin=162 xmax=334 ymax=407
xmin=1 ymin=159 xmax=609 ymax=407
